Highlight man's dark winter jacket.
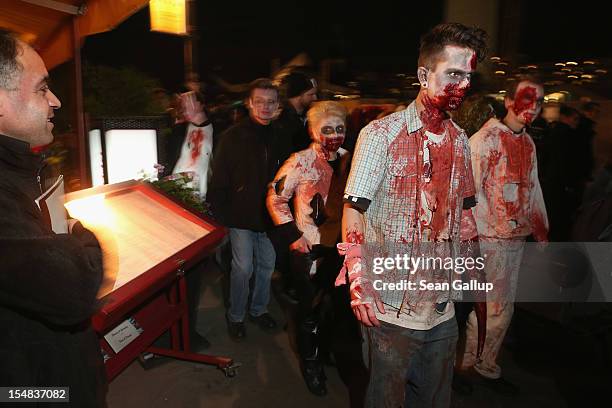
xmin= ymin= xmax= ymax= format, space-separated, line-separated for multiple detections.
xmin=277 ymin=104 xmax=311 ymax=153
xmin=0 ymin=134 xmax=107 ymax=407
xmin=208 ymin=117 xmax=292 ymax=232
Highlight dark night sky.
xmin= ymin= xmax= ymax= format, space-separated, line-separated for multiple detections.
xmin=520 ymin=1 xmax=611 ymax=61
xmin=81 ymin=0 xmax=609 ymax=93
xmin=82 ymin=1 xmax=444 ymax=92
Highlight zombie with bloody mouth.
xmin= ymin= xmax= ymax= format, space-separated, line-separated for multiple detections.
xmin=459 ymin=76 xmax=548 ymax=395
xmin=267 ymin=101 xmax=352 ymax=396
xmin=337 ymin=23 xmax=488 ymax=407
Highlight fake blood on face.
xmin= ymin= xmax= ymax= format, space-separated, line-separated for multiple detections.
xmin=420 ymin=83 xmax=467 ymax=134
xmin=470 ymin=52 xmax=478 ymax=71
xmin=511 ymin=86 xmax=538 ymax=124
xmin=321 ymin=136 xmax=345 ymax=155
xmin=522 ymin=112 xmax=535 ymax=124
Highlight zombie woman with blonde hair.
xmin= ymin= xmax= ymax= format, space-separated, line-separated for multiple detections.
xmin=267 ymin=100 xmax=352 ymax=396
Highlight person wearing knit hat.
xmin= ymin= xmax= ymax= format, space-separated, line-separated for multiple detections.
xmin=284 ymin=72 xmax=317 ymax=99
xmin=279 ymin=72 xmax=318 ymax=152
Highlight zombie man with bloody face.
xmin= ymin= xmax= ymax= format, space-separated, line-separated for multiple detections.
xmin=267 ymin=101 xmax=352 ymax=396
xmin=459 ymin=76 xmax=548 ymax=394
xmin=337 ymin=23 xmax=487 ymax=407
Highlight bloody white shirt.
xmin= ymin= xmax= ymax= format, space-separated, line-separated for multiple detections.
xmin=172 ymin=123 xmax=213 ymax=199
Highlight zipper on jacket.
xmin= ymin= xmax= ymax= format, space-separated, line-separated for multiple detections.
xmin=36 ymin=163 xmax=47 ymax=194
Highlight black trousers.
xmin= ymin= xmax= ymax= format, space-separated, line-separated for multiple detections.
xmin=289 ymin=246 xmax=338 ymax=360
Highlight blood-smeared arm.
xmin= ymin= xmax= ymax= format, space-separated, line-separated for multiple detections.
xmin=528 ymin=149 xmax=549 ymax=242
xmin=338 ymin=204 xmax=385 ymax=327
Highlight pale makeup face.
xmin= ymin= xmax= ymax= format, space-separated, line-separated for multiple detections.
xmin=311 ymin=115 xmax=345 ymax=153
xmin=248 ymin=88 xmax=279 ymax=125
xmin=0 ymin=44 xmax=61 ymax=147
xmin=505 ymin=81 xmax=544 ymax=126
xmin=421 ymin=45 xmax=476 ymax=111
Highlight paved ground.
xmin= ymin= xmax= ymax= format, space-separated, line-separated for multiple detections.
xmin=107 ymin=259 xmax=611 ymax=408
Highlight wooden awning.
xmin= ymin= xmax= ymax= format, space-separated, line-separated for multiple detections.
xmin=0 ymin=0 xmax=149 ymax=69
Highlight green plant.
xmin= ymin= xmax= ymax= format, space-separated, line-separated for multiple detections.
xmin=83 ymin=63 xmax=165 ymax=117
xmin=143 ymin=173 xmax=208 ymax=215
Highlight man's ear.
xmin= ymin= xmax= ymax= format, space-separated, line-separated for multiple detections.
xmin=504 ymin=95 xmax=513 ymax=110
xmin=417 ymin=67 xmax=429 ymax=88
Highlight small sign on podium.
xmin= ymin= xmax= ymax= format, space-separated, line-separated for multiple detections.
xmin=103 ymin=317 xmax=144 ymax=354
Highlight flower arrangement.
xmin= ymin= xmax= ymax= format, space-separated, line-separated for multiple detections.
xmin=139 ymin=165 xmax=210 ymax=216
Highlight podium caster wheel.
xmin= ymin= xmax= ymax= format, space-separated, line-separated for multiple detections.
xmin=221 ymin=362 xmax=241 ymax=377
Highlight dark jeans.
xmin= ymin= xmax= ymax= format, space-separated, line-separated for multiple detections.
xmin=362 ymin=317 xmax=458 ymax=408
xmin=227 ymin=228 xmax=276 ymax=322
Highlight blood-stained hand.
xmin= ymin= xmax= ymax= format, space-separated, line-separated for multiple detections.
xmin=350 ymin=277 xmax=386 ymax=327
xmin=336 ymin=242 xmax=386 ymax=327
xmin=290 ymin=236 xmax=312 ymax=253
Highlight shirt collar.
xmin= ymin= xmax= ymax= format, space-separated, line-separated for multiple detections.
xmin=494 ymin=117 xmax=526 ymax=136
xmin=0 ymin=133 xmax=41 ymax=173
xmin=0 ymin=133 xmax=32 ymax=152
xmin=404 ymin=101 xmax=423 ymax=134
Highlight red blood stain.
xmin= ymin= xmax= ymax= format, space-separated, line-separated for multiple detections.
xmin=346 ymin=229 xmax=364 ymax=244
xmin=321 ymin=135 xmax=345 ymax=155
xmin=422 ymin=125 xmax=457 ymax=240
xmin=511 ymin=86 xmax=538 ymax=117
xmin=188 ymin=129 xmax=204 ymax=162
xmin=399 ymin=235 xmax=411 ymax=244
xmin=386 ymin=124 xmax=463 ymax=241
xmin=420 ymin=96 xmax=447 ymax=134
xmin=421 ymin=83 xmax=467 ymax=134
xmin=470 ymin=52 xmax=478 ymax=70
xmin=269 ymin=149 xmax=333 ymax=229
xmin=531 ymin=210 xmax=548 ymax=242
xmin=388 ymin=130 xmax=417 ymax=198
xmin=498 ymin=130 xmax=534 ymax=221
xmin=522 ymin=112 xmax=535 ymax=125
xmin=476 ymin=125 xmax=547 ymax=240
xmin=487 ymin=150 xmax=502 ymax=170
xmin=31 ymin=145 xmax=46 ymax=154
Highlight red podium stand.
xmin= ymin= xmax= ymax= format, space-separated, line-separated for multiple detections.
xmin=65 ymin=181 xmax=238 ymax=380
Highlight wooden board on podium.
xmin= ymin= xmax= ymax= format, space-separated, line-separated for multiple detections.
xmin=65 ymin=180 xmax=237 ymax=379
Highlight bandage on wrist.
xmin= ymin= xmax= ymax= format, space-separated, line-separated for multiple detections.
xmin=335 ymin=242 xmax=364 ymax=286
